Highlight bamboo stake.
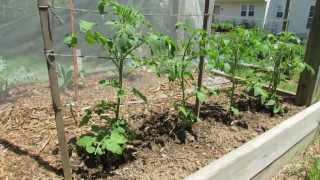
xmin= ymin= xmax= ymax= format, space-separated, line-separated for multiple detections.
xmin=37 ymin=0 xmax=72 ymax=179
xmin=195 ymin=0 xmax=211 ymax=119
xmin=68 ymin=0 xmax=80 ymax=101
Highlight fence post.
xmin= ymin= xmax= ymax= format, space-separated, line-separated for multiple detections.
xmin=37 ymin=0 xmax=72 ymax=179
xmin=296 ymin=0 xmax=320 ymax=106
xmin=195 ymin=0 xmax=211 ymax=118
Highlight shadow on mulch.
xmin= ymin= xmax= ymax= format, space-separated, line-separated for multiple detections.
xmin=0 ymin=138 xmax=63 ymax=176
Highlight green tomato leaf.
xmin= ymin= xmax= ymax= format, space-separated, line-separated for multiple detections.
xmin=253 ymin=86 xmax=264 ymax=97
xmin=102 ymin=138 xmax=124 ymax=155
xmin=230 ymin=106 xmax=240 ymax=116
xmin=95 ymin=32 xmax=111 ymax=46
xmin=86 ymin=146 xmax=96 ymax=154
xmin=64 ymin=34 xmax=77 ymax=48
xmin=196 ymin=90 xmax=207 ymax=103
xmin=178 ymin=105 xmax=188 ymax=117
xmin=95 ymin=146 xmax=104 ymax=155
xmin=80 ymin=20 xmax=96 ymax=33
xmin=85 ymin=31 xmax=97 ymax=44
xmin=110 ymin=130 xmax=127 ymax=145
xmin=132 ymin=88 xmax=147 ymax=102
xmin=266 ymin=99 xmax=276 ymax=106
xmin=77 ymin=135 xmax=96 ymax=149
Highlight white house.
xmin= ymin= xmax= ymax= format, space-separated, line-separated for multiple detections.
xmin=213 ymin=0 xmax=316 ymax=37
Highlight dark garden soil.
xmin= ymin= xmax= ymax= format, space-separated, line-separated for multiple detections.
xmin=0 ymin=70 xmax=304 ymax=180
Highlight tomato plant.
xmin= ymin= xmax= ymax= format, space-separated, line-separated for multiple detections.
xmin=146 ymin=23 xmax=214 ymax=128
xmin=258 ymin=32 xmax=311 ymax=114
xmin=64 ymin=0 xmax=153 ymax=156
xmin=208 ymin=27 xmax=254 ymax=116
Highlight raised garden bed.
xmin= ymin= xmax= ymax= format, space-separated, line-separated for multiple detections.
xmin=0 ymin=71 xmax=304 ymax=179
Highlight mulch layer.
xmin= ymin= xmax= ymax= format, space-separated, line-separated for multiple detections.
xmin=0 ymin=70 xmax=304 ymax=180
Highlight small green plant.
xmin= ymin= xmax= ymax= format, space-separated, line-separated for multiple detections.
xmin=65 ymin=0 xmax=152 ymax=156
xmin=219 ymin=27 xmax=252 ymax=116
xmin=211 ymin=21 xmax=234 ymax=32
xmin=307 ymin=158 xmax=320 ymax=180
xmin=247 ymin=79 xmax=283 ymax=114
xmin=147 ymin=23 xmax=211 ymax=128
xmin=259 ymin=32 xmax=312 ymax=114
xmin=57 ymin=64 xmax=85 ymax=92
xmin=57 ymin=65 xmax=73 ymax=91
xmin=77 ymin=101 xmax=128 ymax=155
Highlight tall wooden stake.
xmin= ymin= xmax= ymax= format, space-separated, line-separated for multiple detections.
xmin=282 ymin=0 xmax=291 ymax=31
xmin=195 ymin=0 xmax=211 ymax=118
xmin=172 ymin=0 xmax=180 ymax=39
xmin=68 ymin=0 xmax=80 ymax=101
xmin=296 ymin=0 xmax=320 ymax=106
xmin=37 ymin=0 xmax=72 ymax=179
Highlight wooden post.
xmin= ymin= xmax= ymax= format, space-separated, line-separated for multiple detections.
xmin=37 ymin=0 xmax=72 ymax=179
xmin=68 ymin=0 xmax=80 ymax=101
xmin=195 ymin=0 xmax=211 ymax=118
xmin=282 ymin=0 xmax=291 ymax=31
xmin=172 ymin=0 xmax=180 ymax=39
xmin=296 ymin=0 xmax=320 ymax=106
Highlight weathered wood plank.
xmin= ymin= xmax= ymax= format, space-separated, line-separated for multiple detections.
xmin=253 ymin=128 xmax=319 ymax=180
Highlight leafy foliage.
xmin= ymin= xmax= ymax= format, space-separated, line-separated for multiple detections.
xmin=307 ymin=158 xmax=320 ymax=180
xmin=211 ymin=21 xmax=235 ymax=32
xmin=209 ymin=27 xmax=254 ymax=116
xmin=77 ymin=100 xmax=128 ymax=155
xmin=252 ymin=32 xmax=310 ymax=114
xmin=208 ymin=27 xmax=310 ymax=115
xmin=147 ymin=23 xmax=211 ymax=128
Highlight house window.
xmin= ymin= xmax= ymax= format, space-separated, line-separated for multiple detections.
xmin=214 ymin=5 xmax=221 ymax=15
xmin=276 ymin=5 xmax=284 ymax=18
xmin=248 ymin=5 xmax=255 ymax=16
xmin=241 ymin=5 xmax=247 ymax=16
xmin=241 ymin=5 xmax=255 ymax=17
xmin=307 ymin=5 xmax=315 ymax=29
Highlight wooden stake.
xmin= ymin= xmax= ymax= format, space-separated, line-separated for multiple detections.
xmin=296 ymin=0 xmax=320 ymax=106
xmin=37 ymin=0 xmax=72 ymax=179
xmin=68 ymin=0 xmax=80 ymax=101
xmin=282 ymin=0 xmax=291 ymax=31
xmin=172 ymin=0 xmax=180 ymax=39
xmin=195 ymin=0 xmax=211 ymax=118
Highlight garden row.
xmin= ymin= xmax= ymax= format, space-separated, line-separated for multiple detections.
xmin=62 ymin=0 xmax=311 ymax=161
